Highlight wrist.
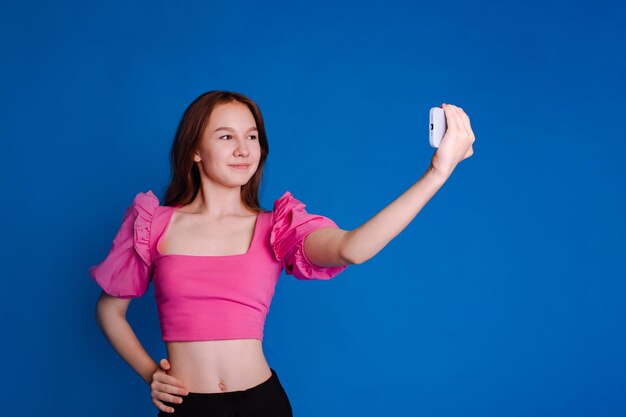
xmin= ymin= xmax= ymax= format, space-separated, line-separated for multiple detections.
xmin=427 ymin=164 xmax=451 ymax=183
xmin=143 ymin=363 xmax=159 ymax=385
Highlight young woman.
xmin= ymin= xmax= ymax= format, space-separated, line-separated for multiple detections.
xmin=90 ymin=90 xmax=475 ymax=416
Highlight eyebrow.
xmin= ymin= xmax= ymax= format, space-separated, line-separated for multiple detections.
xmin=214 ymin=127 xmax=258 ymax=133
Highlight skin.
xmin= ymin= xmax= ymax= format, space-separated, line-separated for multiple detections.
xmin=95 ymin=102 xmax=475 ymax=414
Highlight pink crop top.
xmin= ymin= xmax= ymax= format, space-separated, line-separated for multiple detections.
xmin=89 ymin=190 xmax=348 ymax=342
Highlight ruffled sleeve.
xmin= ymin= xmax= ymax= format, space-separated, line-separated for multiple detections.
xmin=88 ymin=191 xmax=160 ymax=298
xmin=270 ymin=191 xmax=348 ymax=280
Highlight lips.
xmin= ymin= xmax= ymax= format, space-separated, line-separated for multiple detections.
xmin=230 ymin=164 xmax=250 ymax=169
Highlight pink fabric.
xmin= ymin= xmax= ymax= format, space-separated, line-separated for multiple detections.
xmin=270 ymin=192 xmax=348 ymax=280
xmin=89 ymin=190 xmax=348 ymax=342
xmin=88 ymin=191 xmax=159 ymax=299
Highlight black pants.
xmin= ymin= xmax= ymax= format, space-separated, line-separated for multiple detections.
xmin=157 ymin=368 xmax=293 ymax=417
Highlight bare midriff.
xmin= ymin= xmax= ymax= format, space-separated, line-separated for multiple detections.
xmin=165 ymin=339 xmax=272 ymax=393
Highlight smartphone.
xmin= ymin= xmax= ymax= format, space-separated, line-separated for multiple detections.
xmin=429 ymin=107 xmax=447 ymax=148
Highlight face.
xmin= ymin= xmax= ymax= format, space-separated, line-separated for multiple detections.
xmin=194 ymin=101 xmax=261 ymax=188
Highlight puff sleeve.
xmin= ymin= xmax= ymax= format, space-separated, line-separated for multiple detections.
xmin=270 ymin=191 xmax=348 ymax=280
xmin=88 ymin=191 xmax=160 ymax=298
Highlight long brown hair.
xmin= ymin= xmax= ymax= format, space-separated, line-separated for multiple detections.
xmin=163 ymin=90 xmax=269 ymax=213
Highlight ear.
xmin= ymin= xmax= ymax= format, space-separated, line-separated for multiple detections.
xmin=193 ymin=151 xmax=201 ymax=162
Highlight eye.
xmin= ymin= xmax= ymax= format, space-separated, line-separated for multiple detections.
xmin=219 ymin=135 xmax=257 ymax=140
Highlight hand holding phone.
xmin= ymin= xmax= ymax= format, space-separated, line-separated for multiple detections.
xmin=429 ymin=103 xmax=476 ymax=176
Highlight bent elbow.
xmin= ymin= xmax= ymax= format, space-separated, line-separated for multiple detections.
xmin=96 ymin=291 xmax=130 ymax=323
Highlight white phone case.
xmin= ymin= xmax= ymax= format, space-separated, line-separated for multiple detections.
xmin=429 ymin=107 xmax=447 ymax=148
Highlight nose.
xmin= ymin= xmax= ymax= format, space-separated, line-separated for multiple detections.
xmin=234 ymin=137 xmax=250 ymax=156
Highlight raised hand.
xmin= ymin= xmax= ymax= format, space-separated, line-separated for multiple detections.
xmin=430 ymin=103 xmax=475 ymax=177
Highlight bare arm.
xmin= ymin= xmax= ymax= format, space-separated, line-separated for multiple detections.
xmin=341 ymin=166 xmax=447 ymax=264
xmin=305 ymin=166 xmax=448 ymax=266
xmin=305 ymin=103 xmax=475 ymax=267
xmin=95 ymin=291 xmax=158 ymax=385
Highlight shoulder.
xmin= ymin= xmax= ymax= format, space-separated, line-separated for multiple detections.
xmin=130 ymin=190 xmax=160 ymax=215
xmin=128 ymin=190 xmax=160 ymax=236
xmin=271 ymin=191 xmax=304 ymax=218
xmin=120 ymin=190 xmax=161 ymax=265
xmin=123 ymin=190 xmax=161 ymax=227
xmin=269 ymin=190 xmax=339 ymax=247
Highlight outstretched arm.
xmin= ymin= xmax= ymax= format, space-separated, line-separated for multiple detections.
xmin=304 ymin=103 xmax=475 ymax=267
xmin=305 ymin=166 xmax=448 ymax=266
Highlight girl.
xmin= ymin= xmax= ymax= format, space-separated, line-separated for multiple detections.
xmin=90 ymin=90 xmax=475 ymax=416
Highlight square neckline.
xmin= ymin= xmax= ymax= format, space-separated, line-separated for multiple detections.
xmin=154 ymin=205 xmax=264 ymax=259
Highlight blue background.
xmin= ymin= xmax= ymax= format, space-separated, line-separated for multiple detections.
xmin=2 ymin=0 xmax=625 ymax=416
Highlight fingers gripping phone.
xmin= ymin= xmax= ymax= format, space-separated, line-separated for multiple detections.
xmin=429 ymin=107 xmax=447 ymax=148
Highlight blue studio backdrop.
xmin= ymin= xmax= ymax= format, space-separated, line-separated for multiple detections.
xmin=1 ymin=1 xmax=625 ymax=416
